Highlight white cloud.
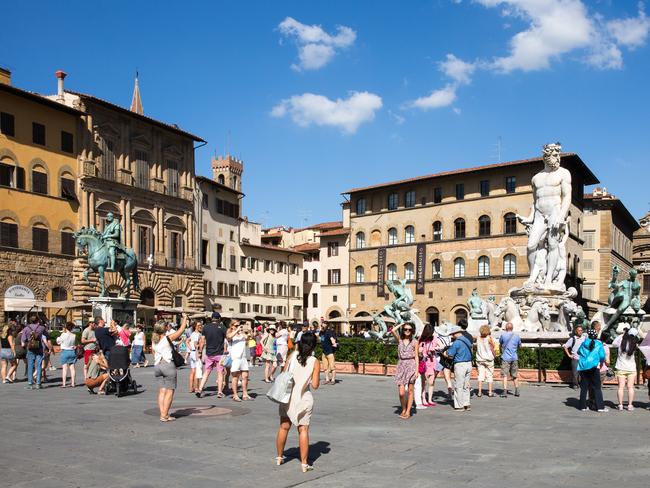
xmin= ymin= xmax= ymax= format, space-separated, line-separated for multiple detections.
xmin=271 ymin=91 xmax=382 ymax=134
xmin=407 ymin=85 xmax=457 ymax=110
xmin=439 ymin=54 xmax=476 ymax=84
xmin=278 ymin=17 xmax=356 ymax=71
xmin=388 ymin=110 xmax=406 ymax=125
xmin=607 ymin=5 xmax=650 ymax=49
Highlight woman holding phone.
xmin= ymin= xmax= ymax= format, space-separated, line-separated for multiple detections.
xmin=227 ymin=321 xmax=252 ymax=401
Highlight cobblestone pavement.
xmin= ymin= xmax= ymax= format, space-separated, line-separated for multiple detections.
xmin=1 ymin=358 xmax=649 ymax=488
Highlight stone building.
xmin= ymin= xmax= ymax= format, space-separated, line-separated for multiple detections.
xmin=196 ymin=156 xmax=244 ymax=314
xmin=0 ymin=68 xmax=82 ymax=321
xmin=239 ymin=220 xmax=304 ymax=319
xmin=632 ymin=210 xmax=650 ymax=308
xmin=318 ymin=208 xmax=350 ymax=323
xmin=343 ymin=154 xmax=598 ymax=326
xmin=582 ymin=188 xmax=638 ymax=306
xmin=50 ymin=74 xmax=206 ymax=312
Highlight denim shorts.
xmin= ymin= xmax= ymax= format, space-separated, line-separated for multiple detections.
xmin=0 ymin=348 xmax=15 ymax=361
xmin=60 ymin=349 xmax=77 ymax=365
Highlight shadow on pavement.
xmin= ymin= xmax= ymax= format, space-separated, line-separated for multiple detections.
xmin=284 ymin=441 xmax=331 ymax=464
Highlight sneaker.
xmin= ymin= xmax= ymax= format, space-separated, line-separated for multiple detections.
xmin=598 ymin=408 xmax=610 ymax=412
xmin=617 ymin=404 xmax=624 ymax=411
xmin=24 ymin=385 xmax=33 ymax=390
xmin=500 ymin=392 xmax=508 ymax=398
xmin=464 ymin=406 xmax=471 ymax=411
xmin=627 ymin=405 xmax=635 ymax=411
xmin=416 ymin=404 xmax=427 ymax=410
xmin=514 ymin=389 xmax=520 ymax=397
xmin=35 ymin=384 xmax=42 ymax=389
xmin=581 ymin=408 xmax=588 ymax=412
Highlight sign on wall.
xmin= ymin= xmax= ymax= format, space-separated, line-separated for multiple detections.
xmin=416 ymin=243 xmax=426 ymax=295
xmin=377 ymin=247 xmax=386 ymax=297
xmin=3 ymin=284 xmax=36 ymax=311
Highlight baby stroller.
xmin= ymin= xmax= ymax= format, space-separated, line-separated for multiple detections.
xmin=106 ymin=345 xmax=138 ymax=397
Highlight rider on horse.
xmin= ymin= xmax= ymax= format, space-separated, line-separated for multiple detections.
xmin=102 ymin=212 xmax=124 ymax=272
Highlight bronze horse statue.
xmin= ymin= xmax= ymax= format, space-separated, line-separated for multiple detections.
xmin=74 ymin=227 xmax=140 ymax=298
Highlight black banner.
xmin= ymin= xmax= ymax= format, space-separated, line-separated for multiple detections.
xmin=416 ymin=243 xmax=426 ymax=295
xmin=377 ymin=247 xmax=386 ymax=297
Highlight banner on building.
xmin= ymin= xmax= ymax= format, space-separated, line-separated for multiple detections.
xmin=416 ymin=243 xmax=426 ymax=295
xmin=377 ymin=247 xmax=386 ymax=297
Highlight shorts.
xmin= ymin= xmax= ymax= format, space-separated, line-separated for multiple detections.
xmin=84 ymin=349 xmax=94 ymax=365
xmin=154 ymin=360 xmax=177 ymax=390
xmin=60 ymin=349 xmax=77 ymax=365
xmin=0 ymin=348 xmax=15 ymax=361
xmin=204 ymin=354 xmax=224 ymax=373
xmin=616 ymin=370 xmax=635 ymax=378
xmin=231 ymin=357 xmax=249 ymax=373
xmin=321 ymin=353 xmax=335 ymax=372
xmin=477 ymin=360 xmax=494 ymax=382
xmin=189 ymin=351 xmax=202 ymax=370
xmin=501 ymin=360 xmax=518 ymax=379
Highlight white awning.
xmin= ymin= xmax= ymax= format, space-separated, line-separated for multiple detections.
xmin=4 ymin=297 xmax=39 ymax=312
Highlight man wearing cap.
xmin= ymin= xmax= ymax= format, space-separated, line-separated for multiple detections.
xmin=500 ymin=322 xmax=522 ymax=397
xmin=195 ymin=314 xmax=227 ymax=398
xmin=443 ymin=324 xmax=473 ymax=411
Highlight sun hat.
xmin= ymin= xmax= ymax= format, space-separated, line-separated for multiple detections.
xmin=627 ymin=327 xmax=639 ymax=337
xmin=447 ymin=324 xmax=463 ymax=336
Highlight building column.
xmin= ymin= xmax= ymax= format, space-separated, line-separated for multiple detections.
xmin=125 ymin=199 xmax=132 ymax=248
xmin=80 ymin=187 xmax=88 ymax=228
xmin=89 ymin=192 xmax=96 ymax=228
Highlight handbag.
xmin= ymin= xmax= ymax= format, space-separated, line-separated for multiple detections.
xmin=266 ymin=355 xmax=296 ymax=404
xmin=220 ymin=355 xmax=232 ymax=368
xmin=167 ymin=337 xmax=185 ymax=368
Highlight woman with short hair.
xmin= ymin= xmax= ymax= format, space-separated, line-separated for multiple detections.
xmin=275 ymin=333 xmax=321 ymax=472
xmin=152 ymin=315 xmax=188 ymax=422
xmin=57 ymin=322 xmax=78 ymax=388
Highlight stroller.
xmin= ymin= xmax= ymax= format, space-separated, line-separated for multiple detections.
xmin=106 ymin=346 xmax=138 ymax=397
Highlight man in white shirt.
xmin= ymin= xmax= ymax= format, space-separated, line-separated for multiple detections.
xmin=563 ymin=325 xmax=585 ymax=389
xmin=275 ymin=324 xmax=289 ymax=365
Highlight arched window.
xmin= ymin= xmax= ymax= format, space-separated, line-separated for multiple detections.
xmin=370 ymin=229 xmax=381 ymax=247
xmin=454 ymin=257 xmax=465 ymax=278
xmin=433 ymin=221 xmax=442 ymax=241
xmin=454 ymin=218 xmax=466 ymax=239
xmin=387 ymin=263 xmax=398 ymax=281
xmin=455 ymin=308 xmax=468 ymax=324
xmin=388 ymin=227 xmax=398 ymax=246
xmin=51 ymin=287 xmax=67 ymax=302
xmin=503 ymin=254 xmax=516 ymax=276
xmin=478 ymin=255 xmax=490 ymax=277
xmin=355 ymin=266 xmax=365 ymax=283
xmin=479 ymin=215 xmax=491 ymax=236
xmin=404 ymin=262 xmax=414 ymax=280
xmin=504 ymin=213 xmax=517 ymax=235
xmin=432 ymin=259 xmax=442 ymax=279
xmin=303 ymin=269 xmax=309 ymax=282
xmin=32 ymin=223 xmax=48 ymax=252
xmin=32 ymin=165 xmax=48 ymax=195
xmin=426 ymin=307 xmax=440 ymax=327
xmin=356 ymin=232 xmax=366 ymax=249
xmin=405 ymin=225 xmax=415 ymax=244
xmin=217 ymin=174 xmax=225 ymax=185
xmin=356 ymin=198 xmax=366 ymax=215
xmin=387 ymin=193 xmax=398 ymax=210
xmin=312 ymin=269 xmax=318 ymax=283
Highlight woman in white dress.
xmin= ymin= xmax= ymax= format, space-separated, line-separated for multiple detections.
xmin=275 ymin=333 xmax=321 ymax=473
xmin=226 ymin=321 xmax=251 ymax=401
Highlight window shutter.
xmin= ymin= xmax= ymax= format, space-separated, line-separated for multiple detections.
xmin=16 ymin=167 xmax=25 ymax=189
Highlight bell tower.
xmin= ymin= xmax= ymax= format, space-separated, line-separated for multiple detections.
xmin=211 ymin=154 xmax=243 ymax=192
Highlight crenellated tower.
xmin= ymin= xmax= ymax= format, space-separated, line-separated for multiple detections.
xmin=211 ymin=154 xmax=243 ymax=192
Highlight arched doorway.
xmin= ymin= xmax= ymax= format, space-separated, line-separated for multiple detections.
xmin=140 ymin=288 xmax=155 ymax=307
xmin=454 ymin=307 xmax=468 ymax=324
xmin=426 ymin=306 xmax=439 ymax=327
xmin=328 ymin=310 xmax=341 ymax=319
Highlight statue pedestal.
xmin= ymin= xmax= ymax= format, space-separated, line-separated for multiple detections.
xmin=90 ymin=297 xmax=140 ymax=325
xmin=467 ymin=317 xmax=488 ymax=335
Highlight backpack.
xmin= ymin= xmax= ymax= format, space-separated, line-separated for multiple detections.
xmin=27 ymin=325 xmax=42 ymax=352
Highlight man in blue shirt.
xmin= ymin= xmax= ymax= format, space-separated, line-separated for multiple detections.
xmin=499 ymin=322 xmax=522 ymax=398
xmin=444 ymin=324 xmax=474 ymax=411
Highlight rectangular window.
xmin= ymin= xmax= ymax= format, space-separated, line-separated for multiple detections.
xmin=333 ymin=295 xmax=338 ymax=302
xmin=61 ymin=131 xmax=74 ymax=153
xmin=0 ymin=222 xmax=18 ymax=247
xmin=138 ymin=226 xmax=153 ymax=262
xmin=32 ymin=171 xmax=47 ymax=195
xmin=455 ymin=183 xmax=464 ymax=200
xmin=583 ymin=259 xmax=593 ymax=271
xmin=230 ymin=230 xmax=235 ymax=241
xmin=433 ymin=187 xmax=442 ymax=204
xmin=167 ymin=160 xmax=179 ymax=197
xmin=32 ymin=227 xmax=48 ymax=252
xmin=61 ymin=178 xmax=76 ymax=199
xmin=217 ymin=243 xmax=224 ymax=268
xmin=100 ymin=138 xmax=116 ymax=181
xmin=328 ymin=269 xmax=341 ymax=285
xmin=216 ymin=199 xmax=224 ymax=214
xmin=405 ymin=190 xmax=416 ymax=208
xmin=0 ymin=163 xmax=14 ymax=188
xmin=201 ymin=193 xmax=208 ymax=209
xmin=480 ymin=180 xmax=490 ymax=197
xmin=644 ymin=275 xmax=650 ymax=293
xmin=239 ymin=303 xmax=247 ymax=313
xmin=327 ymin=242 xmax=339 ymax=257
xmin=264 ymin=259 xmax=272 ymax=272
xmin=0 ymin=112 xmax=15 ymax=136
xmin=201 ymin=239 xmax=209 ymax=266
xmin=360 ymin=293 xmax=365 ymax=302
xmin=387 ymin=193 xmax=398 ymax=210
xmin=229 ymin=284 xmax=236 ymax=297
xmin=203 ymin=280 xmax=213 ymax=295
xmin=169 ymin=231 xmax=183 ymax=268
xmin=582 ymin=284 xmax=594 ymax=300
xmin=61 ymin=231 xmax=75 ymax=255
xmin=230 ymin=254 xmax=236 ymax=271
xmin=312 ymin=293 xmax=318 ymax=307
xmin=240 ymin=256 xmax=246 ymax=269
xmin=584 ymin=231 xmax=595 ymax=250
xmin=134 ymin=150 xmax=149 ymax=189
xmin=32 ymin=122 xmax=45 ymax=145
xmin=505 ymin=176 xmax=516 ymax=194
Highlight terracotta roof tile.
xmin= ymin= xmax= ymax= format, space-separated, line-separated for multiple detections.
xmin=318 ymin=227 xmax=350 ymax=237
xmin=292 ymin=242 xmax=320 ymax=252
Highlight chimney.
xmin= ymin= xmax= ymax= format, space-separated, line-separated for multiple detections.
xmin=0 ymin=67 xmax=11 ymax=85
xmin=55 ymin=70 xmax=67 ymax=102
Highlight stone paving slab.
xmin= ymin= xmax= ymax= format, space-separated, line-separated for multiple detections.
xmin=1 ymin=359 xmax=649 ymax=488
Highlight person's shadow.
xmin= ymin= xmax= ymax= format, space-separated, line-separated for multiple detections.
xmin=283 ymin=441 xmax=331 ymax=463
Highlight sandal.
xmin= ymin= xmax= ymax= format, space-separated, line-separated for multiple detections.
xmin=276 ymin=456 xmax=286 ymax=466
xmin=217 ymin=392 xmax=224 ymax=398
xmin=301 ymin=464 xmax=314 ymax=472
xmin=242 ymin=395 xmax=253 ymax=401
xmin=160 ymin=416 xmax=176 ymax=422
xmin=233 ymin=396 xmax=242 ymax=402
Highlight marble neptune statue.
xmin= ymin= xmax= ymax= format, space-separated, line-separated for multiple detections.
xmin=516 ymin=143 xmax=572 ymax=290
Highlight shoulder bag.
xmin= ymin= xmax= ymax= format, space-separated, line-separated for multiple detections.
xmin=167 ymin=337 xmax=185 ymax=368
xmin=266 ymin=354 xmax=297 ymax=404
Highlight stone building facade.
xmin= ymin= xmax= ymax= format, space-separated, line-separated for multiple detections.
xmin=50 ymin=77 xmax=206 ymax=312
xmin=344 ymin=154 xmax=598 ymax=325
xmin=632 ymin=210 xmax=650 ymax=309
xmin=582 ymin=188 xmax=638 ymax=306
xmin=0 ymin=69 xmax=81 ymax=320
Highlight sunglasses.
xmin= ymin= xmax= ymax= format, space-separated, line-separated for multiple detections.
xmin=404 ymin=328 xmax=413 ymax=332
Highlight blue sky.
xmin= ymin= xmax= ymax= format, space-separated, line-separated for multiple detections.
xmin=3 ymin=0 xmax=649 ymax=226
